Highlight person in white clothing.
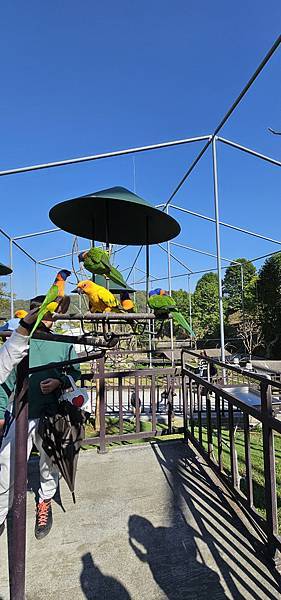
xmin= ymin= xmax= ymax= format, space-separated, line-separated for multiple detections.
xmin=0 ymin=309 xmax=38 ymax=384
xmin=0 ymin=308 xmax=38 ymax=537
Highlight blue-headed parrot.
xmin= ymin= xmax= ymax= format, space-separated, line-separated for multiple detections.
xmin=30 ymin=269 xmax=71 ymax=336
xmin=148 ymin=289 xmax=195 ymax=336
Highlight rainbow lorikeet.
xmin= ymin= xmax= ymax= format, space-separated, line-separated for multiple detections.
xmin=30 ymin=269 xmax=71 ymax=336
xmin=72 ymin=280 xmax=119 ymax=313
xmin=78 ymin=247 xmax=127 ymax=288
xmin=148 ymin=288 xmax=194 ymax=336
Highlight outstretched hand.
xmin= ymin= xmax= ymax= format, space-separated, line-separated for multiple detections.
xmin=17 ymin=307 xmax=39 ymax=336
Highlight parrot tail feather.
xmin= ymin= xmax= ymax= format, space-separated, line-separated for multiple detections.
xmin=29 ymin=307 xmax=48 ymax=337
xmin=172 ymin=311 xmax=195 ymax=336
xmin=109 ymin=265 xmax=127 ymax=288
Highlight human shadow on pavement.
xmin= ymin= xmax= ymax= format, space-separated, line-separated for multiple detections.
xmin=80 ymin=552 xmax=131 ymax=600
xmin=129 ymin=514 xmax=226 ymax=600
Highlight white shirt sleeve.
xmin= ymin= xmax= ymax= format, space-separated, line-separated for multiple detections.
xmin=0 ymin=330 xmax=29 ymax=384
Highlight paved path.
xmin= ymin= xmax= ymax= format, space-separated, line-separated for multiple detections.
xmin=0 ymin=441 xmax=280 ymax=599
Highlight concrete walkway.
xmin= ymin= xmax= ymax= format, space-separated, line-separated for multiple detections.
xmin=0 ymin=441 xmax=280 ymax=599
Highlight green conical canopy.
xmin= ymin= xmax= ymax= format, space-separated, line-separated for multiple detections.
xmin=95 ymin=275 xmax=135 ymax=294
xmin=0 ymin=262 xmax=12 ymax=276
xmin=49 ymin=186 xmax=180 ymax=245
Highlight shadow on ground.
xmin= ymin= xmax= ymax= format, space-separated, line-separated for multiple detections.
xmin=80 ymin=553 xmax=131 ymax=600
xmin=128 ymin=513 xmax=225 ymax=599
xmin=149 ymin=441 xmax=281 ymax=599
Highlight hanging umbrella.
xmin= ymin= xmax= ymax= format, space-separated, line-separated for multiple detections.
xmin=38 ymin=402 xmax=86 ymax=502
xmin=0 ymin=262 xmax=12 ymax=276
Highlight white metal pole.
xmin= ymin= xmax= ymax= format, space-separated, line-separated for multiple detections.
xmin=34 ymin=261 xmax=38 ymax=296
xmin=10 ymin=239 xmax=14 ymax=318
xmin=188 ymin=275 xmax=193 ymax=341
xmin=212 ymin=137 xmax=225 ymax=365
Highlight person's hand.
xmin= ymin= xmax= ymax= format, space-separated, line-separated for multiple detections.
xmin=0 ymin=419 xmax=4 ymax=435
xmin=16 ymin=307 xmax=39 ymax=336
xmin=40 ymin=378 xmax=61 ymax=395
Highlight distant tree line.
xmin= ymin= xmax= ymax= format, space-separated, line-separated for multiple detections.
xmin=2 ymin=253 xmax=281 ymax=358
xmin=137 ymin=254 xmax=281 ymax=359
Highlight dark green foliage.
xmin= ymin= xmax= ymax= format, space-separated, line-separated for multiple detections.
xmin=223 ymin=258 xmax=257 ymax=314
xmin=0 ymin=282 xmax=10 ymax=319
xmin=192 ymin=273 xmax=221 ymax=339
xmin=258 ymin=253 xmax=281 ymax=356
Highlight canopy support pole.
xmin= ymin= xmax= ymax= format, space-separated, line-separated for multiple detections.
xmin=166 ymin=207 xmax=174 ymax=366
xmin=146 ymin=218 xmax=152 ymax=368
xmin=212 ymin=137 xmax=226 ymax=372
xmin=10 ymin=239 xmax=14 ymax=319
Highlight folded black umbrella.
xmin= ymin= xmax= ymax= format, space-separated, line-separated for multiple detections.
xmin=38 ymin=402 xmax=86 ymax=502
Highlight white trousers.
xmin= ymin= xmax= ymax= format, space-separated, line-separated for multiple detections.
xmin=0 ymin=417 xmax=59 ymax=524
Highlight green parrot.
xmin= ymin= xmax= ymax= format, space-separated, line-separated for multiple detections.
xmin=78 ymin=247 xmax=127 ymax=288
xmin=148 ymin=288 xmax=195 ymax=336
xmin=29 ymin=269 xmax=71 ymax=337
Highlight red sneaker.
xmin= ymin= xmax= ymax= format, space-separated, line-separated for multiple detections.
xmin=35 ymin=499 xmax=53 ymax=540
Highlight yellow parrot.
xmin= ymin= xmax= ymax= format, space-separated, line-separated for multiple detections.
xmin=72 ymin=280 xmax=119 ymax=313
xmin=14 ymin=310 xmax=28 ymax=319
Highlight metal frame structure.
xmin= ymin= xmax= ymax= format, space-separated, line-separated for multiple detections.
xmin=0 ymin=35 xmax=279 ymax=363
xmin=1 ymin=33 xmax=280 ymax=600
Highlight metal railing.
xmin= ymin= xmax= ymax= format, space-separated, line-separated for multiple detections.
xmin=82 ymin=361 xmax=181 ymax=452
xmin=181 ymin=348 xmax=281 ymax=569
xmin=6 ymin=342 xmax=281 ymax=600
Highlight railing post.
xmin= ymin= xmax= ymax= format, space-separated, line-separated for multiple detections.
xmin=9 ymin=380 xmax=29 ymax=600
xmin=260 ymin=381 xmax=279 ymax=563
xmin=206 ymin=390 xmax=214 ymax=460
xmin=243 ymin=412 xmax=253 ymax=508
xmin=118 ymin=376 xmax=123 ymax=435
xmin=151 ymin=375 xmax=156 ymax=431
xmin=182 ymin=372 xmax=188 ymax=442
xmin=135 ymin=375 xmax=140 ymax=433
xmin=198 ymin=385 xmax=203 ymax=446
xmin=97 ymin=357 xmax=107 ymax=454
xmin=228 ymin=402 xmax=239 ymax=489
xmin=215 ymin=394 xmax=223 ymax=472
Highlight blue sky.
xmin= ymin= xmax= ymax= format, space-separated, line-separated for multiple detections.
xmin=0 ymin=1 xmax=280 ymax=298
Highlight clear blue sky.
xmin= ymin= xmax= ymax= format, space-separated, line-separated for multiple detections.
xmin=0 ymin=1 xmax=280 ymax=298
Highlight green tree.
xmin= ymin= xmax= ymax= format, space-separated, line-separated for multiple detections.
xmin=192 ymin=273 xmax=220 ymax=339
xmin=0 ymin=282 xmax=10 ymax=319
xmin=258 ymin=254 xmax=281 ymax=357
xmin=223 ymin=258 xmax=257 ymax=314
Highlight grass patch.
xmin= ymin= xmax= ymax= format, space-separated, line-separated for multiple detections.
xmin=194 ymin=425 xmax=281 ymax=528
xmin=83 ymin=416 xmax=183 ymax=450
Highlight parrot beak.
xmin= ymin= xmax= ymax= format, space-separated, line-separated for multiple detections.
xmin=78 ymin=251 xmax=86 ymax=263
xmin=71 ymin=287 xmax=82 ymax=294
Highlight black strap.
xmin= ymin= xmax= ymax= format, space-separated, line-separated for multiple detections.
xmin=1 ymin=381 xmax=12 ymax=398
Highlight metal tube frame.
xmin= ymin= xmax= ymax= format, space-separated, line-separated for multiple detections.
xmin=212 ymin=137 xmax=225 ymax=364
xmin=170 ymin=204 xmax=281 ymax=247
xmin=0 ymin=35 xmax=280 ymax=600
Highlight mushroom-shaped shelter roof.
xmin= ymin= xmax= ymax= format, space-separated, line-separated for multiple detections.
xmin=49 ymin=186 xmax=180 ymax=245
